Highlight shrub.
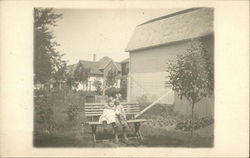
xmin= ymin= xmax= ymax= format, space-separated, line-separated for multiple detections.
xmin=119 ymin=87 xmax=127 ymax=100
xmin=34 ymin=89 xmax=55 ymax=134
xmin=105 ymin=87 xmax=120 ymax=98
xmin=175 ymin=116 xmax=214 ymax=131
xmin=34 ymin=89 xmax=87 ymax=135
xmin=143 ymin=115 xmax=177 ymax=128
xmin=64 ymin=105 xmax=80 ymax=122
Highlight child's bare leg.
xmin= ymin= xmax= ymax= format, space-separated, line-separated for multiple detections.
xmin=112 ymin=123 xmax=119 ymax=142
xmin=103 ymin=121 xmax=108 ymax=133
xmin=122 ymin=124 xmax=129 ymax=141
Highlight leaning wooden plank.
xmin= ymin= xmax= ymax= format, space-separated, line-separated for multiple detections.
xmin=134 ymin=90 xmax=172 ymax=118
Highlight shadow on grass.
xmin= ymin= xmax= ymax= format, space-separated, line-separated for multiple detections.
xmin=34 ymin=124 xmax=213 ymax=148
xmin=141 ymin=135 xmax=213 ymax=148
xmin=33 ymin=134 xmax=92 ymax=147
xmin=34 ymin=133 xmax=213 ymax=148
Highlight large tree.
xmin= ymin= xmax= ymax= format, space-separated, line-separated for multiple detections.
xmin=34 ymin=8 xmax=66 ymax=84
xmin=166 ymin=39 xmax=214 ymax=138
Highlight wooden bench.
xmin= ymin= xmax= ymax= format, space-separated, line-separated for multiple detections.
xmin=84 ymin=102 xmax=147 ymax=144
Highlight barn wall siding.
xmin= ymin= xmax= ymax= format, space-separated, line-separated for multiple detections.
xmin=174 ymin=93 xmax=214 ymax=117
xmin=129 ymin=35 xmax=214 ymax=116
xmin=128 ymin=72 xmax=174 ymax=104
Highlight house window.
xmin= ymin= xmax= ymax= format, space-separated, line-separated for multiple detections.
xmin=122 ymin=79 xmax=127 ymax=85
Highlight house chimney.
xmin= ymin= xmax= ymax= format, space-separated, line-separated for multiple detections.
xmin=93 ymin=54 xmax=96 ymax=62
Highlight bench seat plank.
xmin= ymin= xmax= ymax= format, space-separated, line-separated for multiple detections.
xmin=85 ymin=108 xmax=140 ymax=111
xmin=86 ymin=119 xmax=147 ymax=125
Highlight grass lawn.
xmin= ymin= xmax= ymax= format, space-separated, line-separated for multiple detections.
xmin=34 ymin=123 xmax=213 ymax=148
xmin=34 ymin=90 xmax=213 ymax=148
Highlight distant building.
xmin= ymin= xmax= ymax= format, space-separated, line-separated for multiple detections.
xmin=120 ymin=58 xmax=129 ymax=98
xmin=67 ymin=56 xmax=122 ymax=91
xmin=126 ymin=8 xmax=214 ymax=116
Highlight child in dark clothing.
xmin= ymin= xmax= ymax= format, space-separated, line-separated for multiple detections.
xmin=114 ymin=98 xmax=129 ymax=141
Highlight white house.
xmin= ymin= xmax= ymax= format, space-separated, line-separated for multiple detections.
xmin=67 ymin=56 xmax=122 ymax=91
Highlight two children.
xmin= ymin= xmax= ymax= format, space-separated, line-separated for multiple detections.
xmin=99 ymin=95 xmax=129 ymax=142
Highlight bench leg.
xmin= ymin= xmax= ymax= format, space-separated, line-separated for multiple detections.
xmin=91 ymin=125 xmax=97 ymax=144
xmin=134 ymin=122 xmax=143 ymax=141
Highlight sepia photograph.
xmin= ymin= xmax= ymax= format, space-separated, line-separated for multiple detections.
xmin=0 ymin=0 xmax=249 ymax=157
xmin=33 ymin=7 xmax=214 ymax=148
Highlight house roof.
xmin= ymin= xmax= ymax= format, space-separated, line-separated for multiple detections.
xmin=115 ymin=62 xmax=121 ymax=70
xmin=120 ymin=58 xmax=129 ymax=64
xmin=67 ymin=56 xmax=122 ymax=76
xmin=98 ymin=56 xmax=112 ymax=69
xmin=98 ymin=56 xmax=121 ymax=71
xmin=125 ymin=8 xmax=213 ymax=52
xmin=79 ymin=60 xmax=103 ymax=75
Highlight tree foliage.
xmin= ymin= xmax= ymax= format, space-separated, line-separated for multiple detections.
xmin=106 ymin=69 xmax=119 ymax=88
xmin=73 ymin=63 xmax=90 ymax=86
xmin=105 ymin=87 xmax=120 ymax=98
xmin=34 ymin=8 xmax=66 ymax=84
xmin=166 ymin=39 xmax=214 ymax=139
xmin=93 ymin=79 xmax=103 ymax=95
xmin=166 ymin=40 xmax=213 ymax=105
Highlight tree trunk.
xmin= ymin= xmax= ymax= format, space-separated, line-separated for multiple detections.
xmin=190 ymin=102 xmax=195 ymax=145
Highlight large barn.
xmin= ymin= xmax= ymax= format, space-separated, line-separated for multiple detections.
xmin=125 ymin=8 xmax=214 ymax=116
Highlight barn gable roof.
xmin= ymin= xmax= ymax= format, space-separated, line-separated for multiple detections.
xmin=125 ymin=8 xmax=213 ymax=52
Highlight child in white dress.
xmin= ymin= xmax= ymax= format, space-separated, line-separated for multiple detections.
xmin=99 ymin=97 xmax=116 ymax=124
xmin=99 ymin=97 xmax=119 ymax=141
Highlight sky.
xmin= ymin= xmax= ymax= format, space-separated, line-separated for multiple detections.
xmin=53 ymin=8 xmax=183 ymax=65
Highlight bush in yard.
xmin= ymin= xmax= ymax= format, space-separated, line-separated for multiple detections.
xmin=34 ymin=89 xmax=55 ymax=134
xmin=64 ymin=105 xmax=80 ymax=122
xmin=105 ymin=87 xmax=120 ymax=98
xmin=143 ymin=115 xmax=177 ymax=128
xmin=175 ymin=116 xmax=214 ymax=131
xmin=119 ymin=87 xmax=127 ymax=100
